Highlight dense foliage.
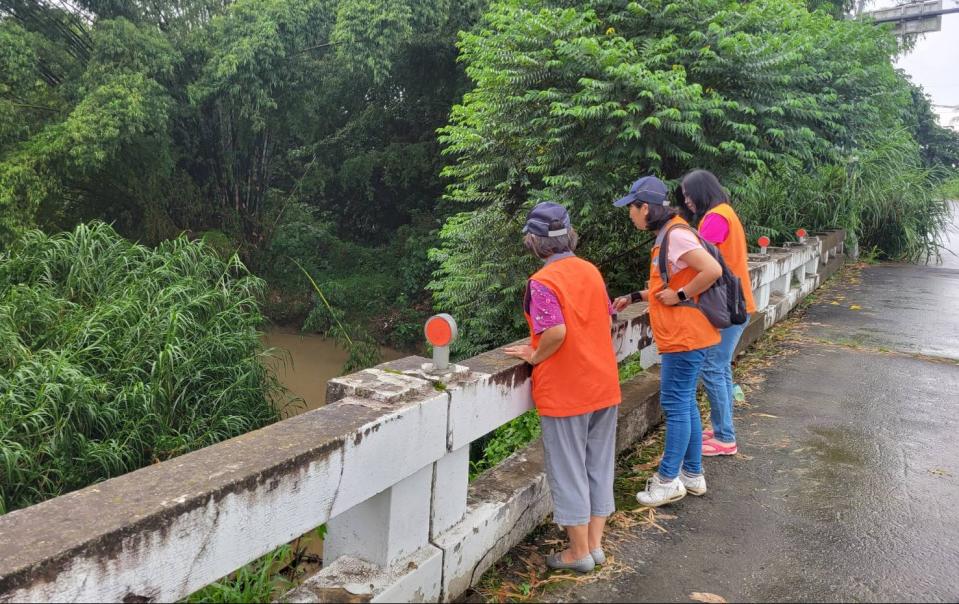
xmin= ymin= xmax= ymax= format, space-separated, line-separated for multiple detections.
xmin=0 ymin=223 xmax=281 ymax=513
xmin=1 ymin=0 xmax=957 ymax=509
xmin=432 ymin=0 xmax=959 ymax=355
xmin=0 ymin=0 xmax=489 ymax=349
xmin=941 ymin=176 xmax=959 ymax=200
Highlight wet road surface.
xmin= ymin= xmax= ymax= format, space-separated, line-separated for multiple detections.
xmin=560 ymin=209 xmax=959 ymax=603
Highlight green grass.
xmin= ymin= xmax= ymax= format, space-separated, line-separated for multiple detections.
xmin=736 ymin=133 xmax=951 ymax=263
xmin=617 ymin=352 xmax=644 ymax=382
xmin=938 ymin=175 xmax=959 ymax=200
xmin=185 ymin=545 xmax=293 ymax=603
xmin=184 ymin=526 xmax=326 ymax=602
xmin=469 ymin=410 xmax=541 ymax=480
xmin=0 ymin=222 xmax=283 ymax=514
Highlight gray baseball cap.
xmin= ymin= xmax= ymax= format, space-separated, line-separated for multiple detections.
xmin=522 ymin=202 xmax=572 ymax=237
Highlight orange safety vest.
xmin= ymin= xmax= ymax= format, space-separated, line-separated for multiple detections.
xmin=648 ymin=217 xmax=722 ymax=353
xmin=700 ymin=203 xmax=757 ymax=313
xmin=524 ymin=256 xmax=621 ymax=418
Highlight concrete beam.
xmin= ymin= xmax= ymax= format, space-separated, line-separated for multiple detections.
xmin=324 ymin=463 xmax=434 ymax=567
xmin=285 ymin=545 xmax=444 ymax=603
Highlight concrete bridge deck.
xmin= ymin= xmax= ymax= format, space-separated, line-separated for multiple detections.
xmin=547 ymin=206 xmax=959 ymax=603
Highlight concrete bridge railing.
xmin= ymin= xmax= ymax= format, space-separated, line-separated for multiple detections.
xmin=0 ymin=231 xmax=846 ymax=604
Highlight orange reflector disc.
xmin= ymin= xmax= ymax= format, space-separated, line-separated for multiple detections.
xmin=758 ymin=236 xmax=770 ymax=247
xmin=425 ymin=316 xmax=454 ymax=347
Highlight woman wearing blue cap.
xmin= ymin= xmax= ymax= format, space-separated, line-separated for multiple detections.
xmin=504 ymin=201 xmax=621 ymax=573
xmin=612 ymin=176 xmax=722 ymax=507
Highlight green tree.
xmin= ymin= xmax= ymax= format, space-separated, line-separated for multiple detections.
xmin=432 ymin=0 xmax=944 ymax=354
xmin=0 ymin=0 xmax=486 ymax=248
xmin=0 ymin=0 xmax=492 ymax=349
xmin=904 ymin=84 xmax=959 ymax=169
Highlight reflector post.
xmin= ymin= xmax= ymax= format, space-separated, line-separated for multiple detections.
xmin=758 ymin=236 xmax=770 ymax=255
xmin=424 ymin=314 xmax=458 ymax=371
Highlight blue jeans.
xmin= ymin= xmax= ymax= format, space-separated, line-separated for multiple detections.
xmin=701 ymin=315 xmax=750 ymax=444
xmin=658 ymin=348 xmax=708 ymax=480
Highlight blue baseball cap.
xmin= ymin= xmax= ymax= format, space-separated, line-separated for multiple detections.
xmin=613 ymin=176 xmax=669 ymax=207
xmin=522 ymin=202 xmax=572 ymax=237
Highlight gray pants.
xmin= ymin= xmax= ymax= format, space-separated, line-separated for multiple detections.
xmin=540 ymin=405 xmax=618 ymax=526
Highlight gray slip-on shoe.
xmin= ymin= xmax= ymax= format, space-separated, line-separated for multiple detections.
xmin=546 ymin=552 xmax=595 ymax=573
xmin=590 ymin=548 xmax=606 ymax=565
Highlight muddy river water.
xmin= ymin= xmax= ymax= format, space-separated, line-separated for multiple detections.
xmin=262 ymin=326 xmax=406 ymax=416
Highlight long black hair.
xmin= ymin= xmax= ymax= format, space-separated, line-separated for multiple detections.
xmin=681 ymin=169 xmax=729 ymax=223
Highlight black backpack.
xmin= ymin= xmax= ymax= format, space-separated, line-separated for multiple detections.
xmin=657 ymin=223 xmax=748 ymax=329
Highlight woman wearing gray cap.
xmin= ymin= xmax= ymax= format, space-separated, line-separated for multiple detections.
xmin=612 ymin=176 xmax=722 ymax=507
xmin=504 ymin=201 xmax=621 ymax=573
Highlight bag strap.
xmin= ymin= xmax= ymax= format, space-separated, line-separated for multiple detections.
xmin=656 ymin=223 xmax=713 ymax=310
xmin=657 ymin=223 xmax=703 ymax=286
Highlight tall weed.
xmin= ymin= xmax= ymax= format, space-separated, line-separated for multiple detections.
xmin=736 ymin=132 xmax=949 ymax=262
xmin=0 ymin=223 xmax=282 ymax=514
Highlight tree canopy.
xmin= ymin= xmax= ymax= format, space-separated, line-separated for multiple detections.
xmin=1 ymin=0 xmax=956 ymax=357
xmin=0 ymin=0 xmax=485 ymax=246
xmin=432 ymin=0 xmax=957 ymax=355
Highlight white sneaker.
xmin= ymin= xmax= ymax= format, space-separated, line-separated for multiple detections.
xmin=679 ymin=470 xmax=707 ymax=496
xmin=636 ymin=473 xmax=686 ymax=507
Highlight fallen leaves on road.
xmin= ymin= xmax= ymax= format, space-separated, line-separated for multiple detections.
xmin=849 ymin=304 xmax=862 ymax=310
xmin=929 ymin=468 xmax=953 ymax=477
xmin=610 ymin=506 xmax=669 ymax=534
xmin=690 ymin=592 xmax=728 ymax=603
xmin=750 ymin=413 xmax=779 ymax=419
xmin=477 ymin=542 xmax=632 ymax=602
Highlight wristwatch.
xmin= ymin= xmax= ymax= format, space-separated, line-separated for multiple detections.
xmin=677 ymin=288 xmax=689 ymax=302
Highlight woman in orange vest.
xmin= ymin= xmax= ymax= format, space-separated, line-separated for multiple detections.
xmin=504 ymin=202 xmax=621 ymax=574
xmin=612 ymin=176 xmax=722 ymax=507
xmin=681 ymin=169 xmax=756 ymax=457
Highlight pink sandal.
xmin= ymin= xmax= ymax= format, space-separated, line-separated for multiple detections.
xmin=702 ymin=437 xmax=737 ymax=456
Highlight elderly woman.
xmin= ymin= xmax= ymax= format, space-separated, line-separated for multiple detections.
xmin=504 ymin=201 xmax=621 ymax=573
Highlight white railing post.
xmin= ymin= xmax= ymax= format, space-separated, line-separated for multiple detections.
xmin=430 ymin=446 xmax=470 ymax=539
xmin=324 ymin=464 xmax=434 ymax=567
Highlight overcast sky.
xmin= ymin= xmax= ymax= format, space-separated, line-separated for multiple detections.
xmin=872 ymin=1 xmax=959 ymax=129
